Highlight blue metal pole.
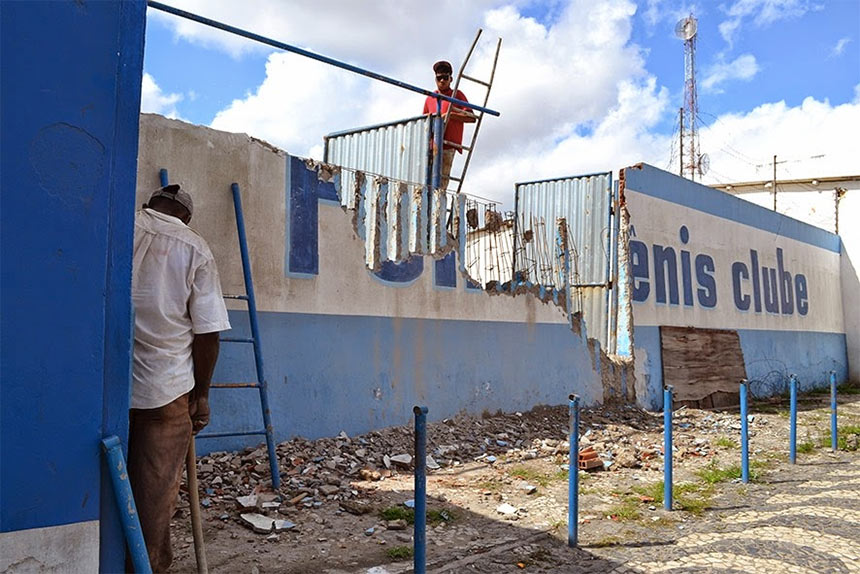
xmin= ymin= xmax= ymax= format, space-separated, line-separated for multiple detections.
xmin=663 ymin=385 xmax=673 ymax=510
xmin=788 ymin=374 xmax=798 ymax=463
xmin=146 ymin=1 xmax=499 ymax=117
xmin=789 ymin=374 xmax=798 ymax=464
xmin=568 ymin=394 xmax=580 ymax=548
xmin=830 ymin=370 xmax=838 ymax=452
xmin=740 ymin=380 xmax=749 ymax=483
xmin=101 ymin=436 xmax=152 ymax=574
xmin=413 ymin=406 xmax=429 ymax=574
xmin=231 ymin=183 xmax=280 ymax=490
xmin=433 ymin=98 xmax=443 ymax=191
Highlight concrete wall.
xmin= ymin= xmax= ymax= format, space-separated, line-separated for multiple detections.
xmin=723 ymin=185 xmax=860 ymax=383
xmin=136 ymin=114 xmax=605 ymax=454
xmin=838 ymin=191 xmax=860 ymax=382
xmin=621 ymin=165 xmax=847 ymax=410
xmin=0 ymin=2 xmax=145 ymax=573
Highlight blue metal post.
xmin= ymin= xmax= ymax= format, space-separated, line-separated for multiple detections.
xmin=433 ymin=97 xmax=444 ymax=191
xmin=830 ymin=370 xmax=838 ymax=452
xmin=231 ymin=183 xmax=280 ymax=490
xmin=413 ymin=406 xmax=428 ymax=574
xmin=568 ymin=394 xmax=580 ymax=547
xmin=663 ymin=386 xmax=673 ymax=510
xmin=789 ymin=374 xmax=798 ymax=464
xmin=740 ymin=380 xmax=749 ymax=483
xmin=101 ymin=436 xmax=152 ymax=574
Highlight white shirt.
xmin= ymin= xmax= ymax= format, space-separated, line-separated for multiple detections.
xmin=131 ymin=208 xmax=231 ymax=409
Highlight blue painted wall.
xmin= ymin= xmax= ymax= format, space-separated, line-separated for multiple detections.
xmin=200 ymin=310 xmax=596 ymax=453
xmin=0 ymin=1 xmax=145 ymax=571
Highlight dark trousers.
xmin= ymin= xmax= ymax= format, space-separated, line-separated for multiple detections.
xmin=127 ymin=393 xmax=191 ymax=573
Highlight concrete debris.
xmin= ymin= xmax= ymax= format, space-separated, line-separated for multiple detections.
xmin=495 ymin=503 xmax=519 ymax=516
xmin=273 ymin=519 xmax=296 ymax=532
xmin=236 ymin=494 xmax=258 ymax=509
xmin=389 ymin=454 xmax=412 ymax=468
xmin=184 ymin=402 xmax=754 ymax=542
xmin=240 ymin=513 xmax=275 ymax=534
xmin=386 ymin=519 xmax=408 ymax=530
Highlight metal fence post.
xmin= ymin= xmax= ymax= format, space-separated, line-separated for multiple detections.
xmin=663 ymin=386 xmax=673 ymax=510
xmin=830 ymin=371 xmax=838 ymax=452
xmin=568 ymin=394 xmax=580 ymax=547
xmin=413 ymin=406 xmax=428 ymax=574
xmin=789 ymin=374 xmax=798 ymax=464
xmin=740 ymin=380 xmax=749 ymax=483
xmin=101 ymin=436 xmax=152 ymax=574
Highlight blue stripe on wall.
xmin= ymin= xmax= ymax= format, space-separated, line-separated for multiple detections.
xmin=199 ymin=310 xmax=598 ymax=454
xmin=633 ymin=325 xmax=847 ymax=410
xmin=623 ymin=164 xmax=841 ymax=253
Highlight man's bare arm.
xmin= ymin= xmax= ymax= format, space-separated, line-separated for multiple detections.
xmin=190 ymin=331 xmax=220 ymax=434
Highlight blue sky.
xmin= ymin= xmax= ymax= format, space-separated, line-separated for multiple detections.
xmin=141 ymin=0 xmax=859 ymax=203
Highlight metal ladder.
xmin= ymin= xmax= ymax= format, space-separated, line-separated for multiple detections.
xmin=158 ymin=169 xmax=281 ymax=490
xmin=442 ymin=29 xmax=502 ymax=194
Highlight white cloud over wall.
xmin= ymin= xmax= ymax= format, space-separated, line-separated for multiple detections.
xmin=150 ymin=0 xmax=859 ymax=209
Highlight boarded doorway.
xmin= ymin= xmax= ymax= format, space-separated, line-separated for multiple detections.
xmin=660 ymin=326 xmax=747 ymax=409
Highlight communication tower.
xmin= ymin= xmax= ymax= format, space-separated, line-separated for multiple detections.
xmin=675 ymin=15 xmax=708 ymax=180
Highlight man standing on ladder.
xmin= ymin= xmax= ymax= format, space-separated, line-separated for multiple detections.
xmin=128 ymin=184 xmax=231 ymax=572
xmin=423 ymin=60 xmax=476 ymax=190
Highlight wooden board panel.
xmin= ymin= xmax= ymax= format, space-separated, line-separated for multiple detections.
xmin=660 ymin=326 xmax=747 ymax=405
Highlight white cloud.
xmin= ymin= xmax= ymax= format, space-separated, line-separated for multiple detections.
xmin=830 ymin=36 xmax=851 ymax=57
xmin=697 ymin=96 xmax=860 ymax=185
xmin=140 ymin=73 xmax=184 ymax=119
xmin=147 ymin=0 xmax=859 ymax=211
xmin=718 ymin=0 xmax=818 ymax=47
xmin=701 ymin=54 xmax=759 ymax=93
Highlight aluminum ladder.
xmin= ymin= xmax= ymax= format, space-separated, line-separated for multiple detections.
xmin=158 ymin=169 xmax=281 ymax=490
xmin=442 ymin=29 xmax=502 ymax=194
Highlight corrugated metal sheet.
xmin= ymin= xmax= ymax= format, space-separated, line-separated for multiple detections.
xmin=514 ymin=173 xmax=614 ymax=348
xmin=324 ymin=115 xmax=431 ymax=210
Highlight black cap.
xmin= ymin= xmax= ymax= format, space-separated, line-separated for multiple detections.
xmin=433 ymin=60 xmax=453 ymax=74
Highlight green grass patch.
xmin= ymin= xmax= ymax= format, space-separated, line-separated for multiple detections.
xmin=632 ymin=481 xmax=664 ymax=503
xmin=676 ymin=484 xmax=713 ymax=515
xmin=385 ymin=546 xmax=413 ymax=560
xmin=606 ymin=498 xmax=641 ymax=521
xmin=714 ymin=436 xmax=738 ymax=449
xmin=823 ymin=425 xmax=860 ymax=451
xmin=379 ymin=506 xmax=455 ymax=526
xmin=508 ymin=465 xmax=567 ymax=487
xmin=380 ymin=506 xmax=413 ymax=524
xmin=796 ymin=441 xmax=815 ymax=454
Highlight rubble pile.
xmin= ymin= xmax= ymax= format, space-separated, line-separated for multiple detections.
xmin=186 ymin=403 xmax=748 ymax=533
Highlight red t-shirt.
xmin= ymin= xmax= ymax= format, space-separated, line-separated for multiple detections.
xmin=423 ymin=88 xmax=468 ymax=152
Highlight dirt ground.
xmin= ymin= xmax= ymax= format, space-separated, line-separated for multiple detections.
xmin=168 ymin=386 xmax=860 ymax=573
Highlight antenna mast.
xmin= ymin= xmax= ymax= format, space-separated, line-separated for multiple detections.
xmin=676 ymin=15 xmax=706 ymax=180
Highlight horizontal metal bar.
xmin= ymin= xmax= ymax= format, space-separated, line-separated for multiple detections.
xmin=570 ymin=282 xmax=612 ymax=288
xmin=220 ymin=336 xmax=255 ymax=344
xmin=196 ymin=430 xmax=267 ymax=439
xmin=515 ymin=171 xmax=613 ymax=188
xmin=146 ymin=1 xmax=499 ymax=117
xmin=211 ymin=382 xmax=260 ymax=389
xmin=325 ymin=114 xmax=429 ymax=139
xmin=222 ymin=294 xmax=249 ymax=301
xmin=461 ymin=73 xmax=491 ymax=87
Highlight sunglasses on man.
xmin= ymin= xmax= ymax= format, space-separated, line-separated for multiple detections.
xmin=435 ymin=74 xmax=451 ymax=81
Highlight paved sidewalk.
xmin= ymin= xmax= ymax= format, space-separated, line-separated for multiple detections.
xmin=441 ymin=453 xmax=860 ymax=573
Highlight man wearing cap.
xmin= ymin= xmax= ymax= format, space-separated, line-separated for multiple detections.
xmin=127 ymin=184 xmax=230 ymax=572
xmin=423 ymin=60 xmax=476 ymax=190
